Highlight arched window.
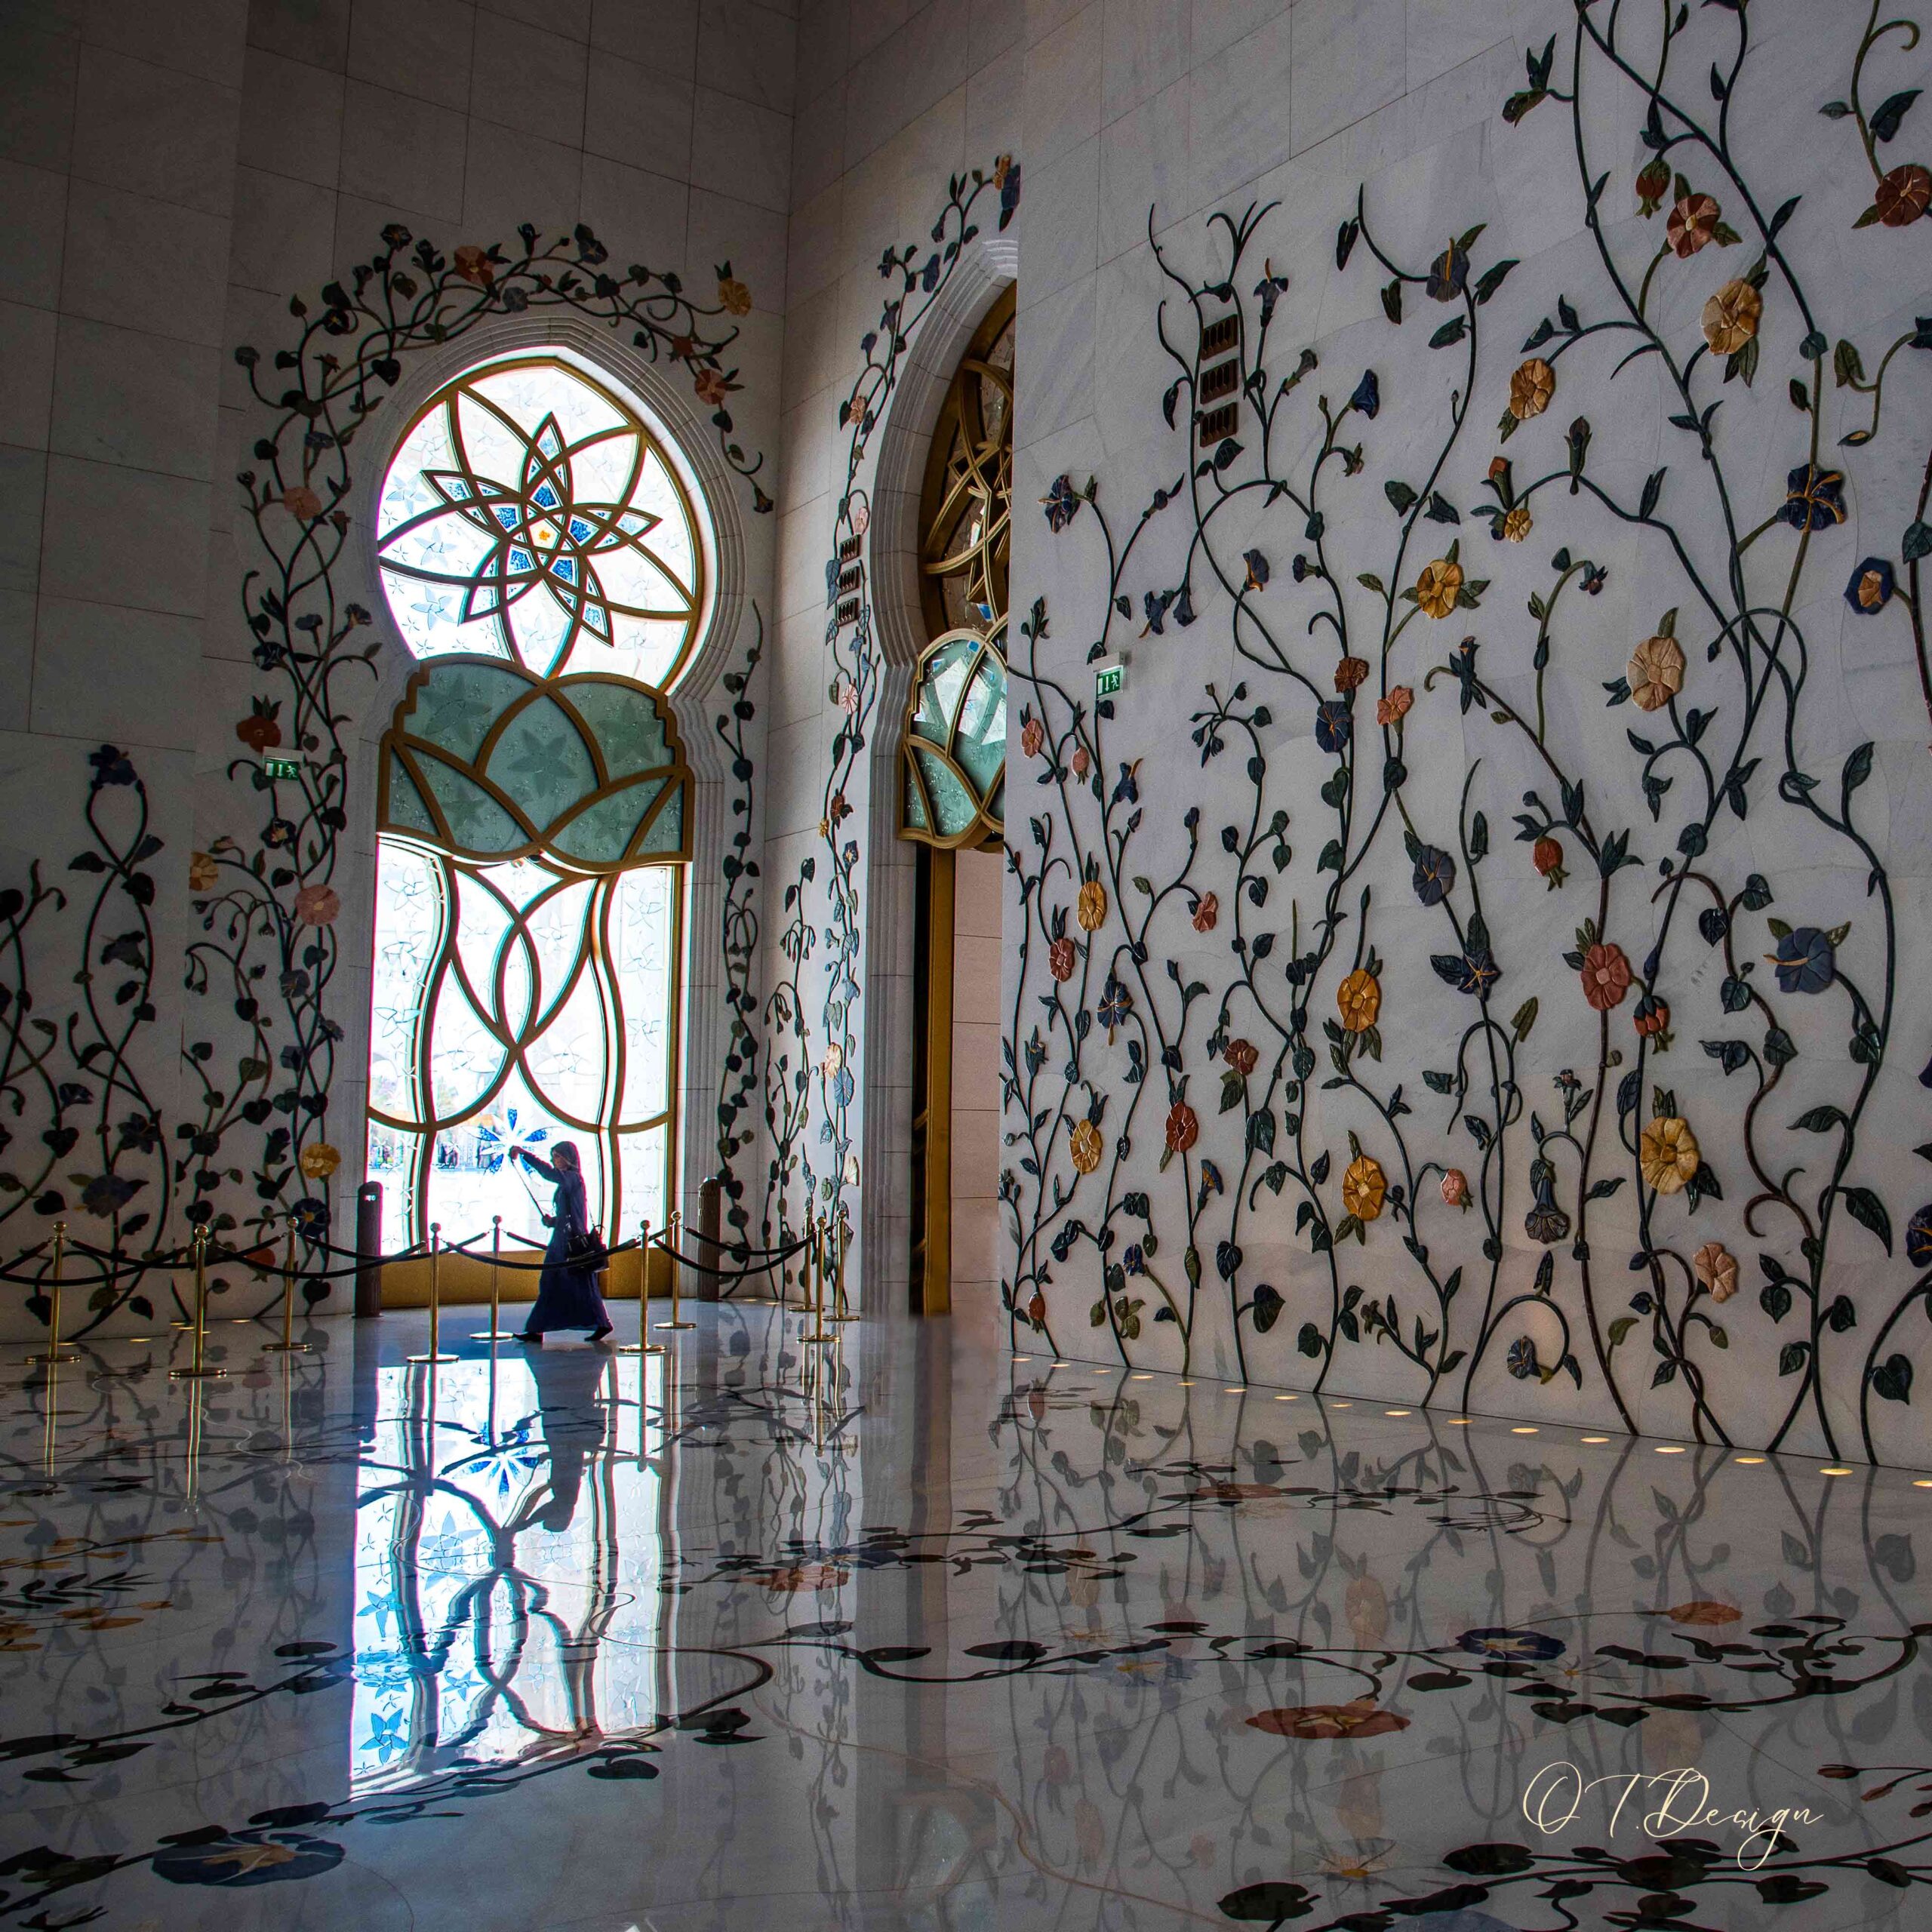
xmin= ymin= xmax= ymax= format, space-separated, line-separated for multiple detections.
xmin=367 ymin=355 xmax=705 ymax=1250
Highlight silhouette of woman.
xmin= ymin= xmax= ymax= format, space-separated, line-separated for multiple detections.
xmin=511 ymin=1140 xmax=612 ymax=1344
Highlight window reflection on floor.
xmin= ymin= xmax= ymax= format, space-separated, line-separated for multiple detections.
xmin=350 ymin=1350 xmax=662 ymax=1790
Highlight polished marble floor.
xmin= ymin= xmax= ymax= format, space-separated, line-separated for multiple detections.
xmin=3 ymin=1296 xmax=1930 ymax=1930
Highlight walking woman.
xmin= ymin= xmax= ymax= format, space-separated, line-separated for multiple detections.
xmin=511 ymin=1140 xmax=612 ymax=1344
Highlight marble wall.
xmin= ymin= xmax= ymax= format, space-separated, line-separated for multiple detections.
xmin=754 ymin=0 xmax=1932 ymax=1468
xmin=0 ymin=0 xmax=795 ymax=1333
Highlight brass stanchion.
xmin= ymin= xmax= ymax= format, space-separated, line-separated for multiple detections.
xmin=801 ymin=1215 xmax=831 ymax=1346
xmin=829 ymin=1207 xmax=857 ymax=1322
xmin=408 ymin=1223 xmax=456 ymax=1364
xmin=171 ymin=1227 xmax=226 ymax=1380
xmin=620 ymin=1219 xmax=664 ymax=1355
xmin=29 ymin=1221 xmax=76 ymax=1364
xmin=654 ymin=1211 xmax=694 ymax=1331
xmin=263 ymin=1212 xmax=311 ymax=1354
xmin=473 ymin=1216 xmax=512 ymax=1343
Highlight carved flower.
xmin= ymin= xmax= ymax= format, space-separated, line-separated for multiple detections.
xmin=1248 ymin=1700 xmax=1409 ymax=1740
xmin=281 ymin=485 xmax=322 ymax=520
xmin=1334 ymin=655 xmax=1370 ymax=691
xmin=1666 ymin=192 xmax=1721 ymax=258
xmin=294 ymin=884 xmax=340 ymax=926
xmin=1503 ymin=506 xmax=1534 ymax=543
xmin=1580 ymin=941 xmax=1632 ymax=1011
xmin=1165 ymin=1102 xmax=1198 ymax=1155
xmin=1411 ymin=844 xmax=1456 ymax=907
xmin=300 ymin=1142 xmax=341 ymax=1180
xmin=1048 ymin=936 xmax=1077 ymax=981
xmin=1071 ymin=746 xmax=1090 ymax=778
xmin=1640 ymin=1115 xmax=1700 ymax=1195
xmin=1341 ymin=1153 xmax=1386 ymax=1222
xmin=1700 ymin=278 xmax=1761 ymax=355
xmin=1097 ymin=974 xmax=1131 ymax=1034
xmin=189 ymin=851 xmax=218 ymax=892
xmin=1076 ymin=880 xmax=1108 ymax=932
xmin=1875 ymin=162 xmax=1932 ymax=227
xmin=1846 ymin=558 xmax=1895 ymax=614
xmin=1026 ymin=1289 xmax=1046 ymax=1325
xmin=1440 ymin=1168 xmax=1469 ymax=1208
xmin=1694 ymin=1241 xmax=1737 ymax=1303
xmin=1907 ymin=1205 xmax=1932 ymax=1269
xmin=1414 ymin=557 xmax=1463 ymax=620
xmin=1377 ymin=685 xmax=1413 ymax=727
xmin=693 ymin=367 xmax=734 ymax=407
xmin=1634 ymin=994 xmax=1670 ymax=1039
xmin=263 ymin=817 xmax=297 ymax=848
xmin=1767 ymin=926 xmax=1835 ymax=995
xmin=1315 ymin=700 xmax=1352 ymax=753
xmin=1337 ymin=967 xmax=1381 ymax=1034
xmin=1533 ymin=835 xmax=1565 ymax=886
xmin=1460 ymin=1626 xmax=1564 ymax=1661
xmin=1069 ymin=1119 xmax=1103 ymax=1174
xmin=1628 ymin=633 xmax=1686 ymax=712
xmin=453 ymin=245 xmax=494 ymax=287
xmin=717 ymin=274 xmax=753 ymax=315
xmin=1192 ymin=892 xmax=1218 ymax=932
xmin=1636 ymin=158 xmax=1672 ymax=217
xmin=1668 ymin=1599 xmax=1742 ymax=1626
xmin=1781 ymin=463 xmax=1847 ymax=532
xmin=1224 ymin=1037 xmax=1257 ymax=1076
xmin=235 ymin=710 xmax=281 ymax=752
xmin=1509 ymin=358 xmax=1555 ymax=420
xmin=1020 ymin=716 xmax=1044 ymax=758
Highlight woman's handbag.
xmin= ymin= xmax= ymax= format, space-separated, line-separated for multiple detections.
xmin=565 ymin=1226 xmax=609 ymax=1271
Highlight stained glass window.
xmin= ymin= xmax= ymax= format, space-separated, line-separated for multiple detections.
xmin=901 ymin=291 xmax=1011 ymax=850
xmin=368 ymin=355 xmax=702 ymax=1251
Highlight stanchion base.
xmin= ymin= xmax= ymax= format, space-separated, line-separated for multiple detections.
xmin=801 ymin=1330 xmax=833 ymax=1346
xmin=654 ymin=1320 xmax=695 ymax=1332
xmin=261 ymin=1342 xmax=312 ymax=1355
xmin=406 ymin=1352 xmax=458 ymax=1364
xmin=470 ymin=1331 xmax=516 ymax=1343
xmin=829 ymin=1312 xmax=860 ymax=1324
xmin=26 ymin=1349 xmax=78 ymax=1364
xmin=616 ymin=1343 xmax=666 ymax=1355
xmin=170 ymin=1366 xmax=227 ymax=1380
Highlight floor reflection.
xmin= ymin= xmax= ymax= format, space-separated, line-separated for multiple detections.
xmin=0 ymin=1304 xmax=1928 ymax=1929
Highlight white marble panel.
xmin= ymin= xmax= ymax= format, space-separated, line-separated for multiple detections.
xmin=1023 ymin=2 xmax=1101 ymax=170
xmin=346 ymin=0 xmax=475 ymax=112
xmin=339 ymin=78 xmax=468 ymax=219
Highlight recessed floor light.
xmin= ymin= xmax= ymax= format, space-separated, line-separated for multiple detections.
xmin=1225 ymin=1386 xmax=1245 ymax=1392
xmin=1915 ymin=1478 xmax=1932 ymax=1488
xmin=1052 ymin=1361 xmax=1070 ymax=1367
xmin=1331 ymin=1401 xmax=1352 ymax=1408
xmin=1580 ymin=1435 xmax=1610 ymax=1444
xmin=1820 ymin=1466 xmax=1854 ymax=1476
xmin=1179 ymin=1379 xmax=1195 ymax=1386
xmin=1014 ymin=1356 xmax=1031 ymax=1362
xmin=1131 ymin=1373 xmax=1152 ymax=1380
xmin=1512 ymin=1426 xmax=1538 ymax=1435
xmin=1385 ymin=1408 xmax=1411 ymax=1417
xmin=1655 ymin=1444 xmax=1686 ymax=1454
xmin=1274 ymin=1393 xmax=1297 ymax=1401
xmin=1447 ymin=1418 xmax=1471 ymax=1426
xmin=1736 ymin=1455 xmax=1765 ymax=1464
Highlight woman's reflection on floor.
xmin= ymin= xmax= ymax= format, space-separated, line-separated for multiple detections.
xmin=516 ymin=1343 xmax=614 ymax=1535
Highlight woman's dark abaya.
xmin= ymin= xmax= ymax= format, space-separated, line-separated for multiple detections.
xmin=517 ymin=1152 xmax=611 ymax=1338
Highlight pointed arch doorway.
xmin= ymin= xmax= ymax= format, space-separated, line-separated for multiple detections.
xmin=899 ymin=288 xmax=1012 ymax=1315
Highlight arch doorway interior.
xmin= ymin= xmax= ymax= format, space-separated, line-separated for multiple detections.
xmin=899 ymin=288 xmax=1013 ymax=1315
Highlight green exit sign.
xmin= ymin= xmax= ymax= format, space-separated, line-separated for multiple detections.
xmin=1095 ymin=661 xmax=1124 ymax=700
xmin=263 ymin=755 xmax=301 ymax=780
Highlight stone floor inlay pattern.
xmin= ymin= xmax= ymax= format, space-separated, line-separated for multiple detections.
xmin=2 ymin=1303 xmax=1929 ymax=1929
